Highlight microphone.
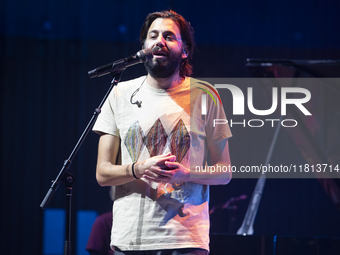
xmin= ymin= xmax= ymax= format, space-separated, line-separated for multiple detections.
xmin=88 ymin=49 xmax=153 ymax=78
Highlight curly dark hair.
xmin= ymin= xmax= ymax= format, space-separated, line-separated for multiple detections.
xmin=139 ymin=10 xmax=195 ymax=77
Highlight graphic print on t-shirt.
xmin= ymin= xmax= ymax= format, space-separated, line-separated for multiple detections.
xmin=144 ymin=118 xmax=168 ymax=157
xmin=123 ymin=120 xmax=145 ymax=163
xmin=124 ymin=118 xmax=190 ymax=163
xmin=168 ymin=119 xmax=190 ymax=163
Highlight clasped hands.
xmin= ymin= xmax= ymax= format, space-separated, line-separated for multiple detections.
xmin=135 ymin=153 xmax=190 ymax=184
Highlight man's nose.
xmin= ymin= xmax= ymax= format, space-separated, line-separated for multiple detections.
xmin=155 ymin=35 xmax=166 ymax=47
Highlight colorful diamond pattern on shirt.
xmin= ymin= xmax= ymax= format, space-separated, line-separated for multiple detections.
xmin=144 ymin=118 xmax=168 ymax=157
xmin=124 ymin=118 xmax=190 ymax=163
xmin=169 ymin=119 xmax=190 ymax=163
xmin=124 ymin=120 xmax=145 ymax=163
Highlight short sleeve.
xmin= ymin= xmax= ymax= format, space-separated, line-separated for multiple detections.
xmin=205 ymin=87 xmax=232 ymax=146
xmin=190 ymin=79 xmax=232 ymax=146
xmin=92 ymin=86 xmax=120 ymax=137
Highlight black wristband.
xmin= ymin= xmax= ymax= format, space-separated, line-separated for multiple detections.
xmin=132 ymin=163 xmax=139 ymax=179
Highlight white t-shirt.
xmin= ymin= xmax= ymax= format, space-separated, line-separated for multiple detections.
xmin=93 ymin=76 xmax=232 ymax=251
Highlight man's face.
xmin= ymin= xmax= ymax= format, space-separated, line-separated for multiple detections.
xmin=144 ymin=18 xmax=187 ymax=78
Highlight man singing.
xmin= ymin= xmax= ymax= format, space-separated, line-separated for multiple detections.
xmin=93 ymin=10 xmax=232 ymax=255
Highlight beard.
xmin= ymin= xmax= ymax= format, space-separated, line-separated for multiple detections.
xmin=144 ymin=50 xmax=183 ymax=78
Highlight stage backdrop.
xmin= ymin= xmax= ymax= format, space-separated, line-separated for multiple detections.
xmin=1 ymin=0 xmax=340 ymax=254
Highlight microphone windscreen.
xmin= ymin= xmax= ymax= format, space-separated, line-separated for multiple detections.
xmin=138 ymin=48 xmax=153 ymax=62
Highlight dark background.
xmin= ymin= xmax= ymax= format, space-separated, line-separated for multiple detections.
xmin=1 ymin=0 xmax=340 ymax=254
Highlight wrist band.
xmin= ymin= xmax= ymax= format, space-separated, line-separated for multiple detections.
xmin=132 ymin=163 xmax=139 ymax=179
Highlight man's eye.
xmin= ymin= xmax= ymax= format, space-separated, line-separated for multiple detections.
xmin=166 ymin=36 xmax=174 ymax=41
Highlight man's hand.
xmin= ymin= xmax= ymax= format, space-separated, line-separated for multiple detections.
xmin=97 ymin=134 xmax=231 ymax=186
xmin=135 ymin=153 xmax=176 ymax=178
xmin=142 ymin=138 xmax=232 ymax=186
xmin=141 ymin=156 xmax=190 ymax=184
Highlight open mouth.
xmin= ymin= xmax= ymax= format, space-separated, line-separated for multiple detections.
xmin=152 ymin=46 xmax=168 ymax=58
xmin=153 ymin=51 xmax=168 ymax=58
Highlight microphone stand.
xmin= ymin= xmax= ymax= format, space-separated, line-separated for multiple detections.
xmin=40 ymin=71 xmax=124 ymax=255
